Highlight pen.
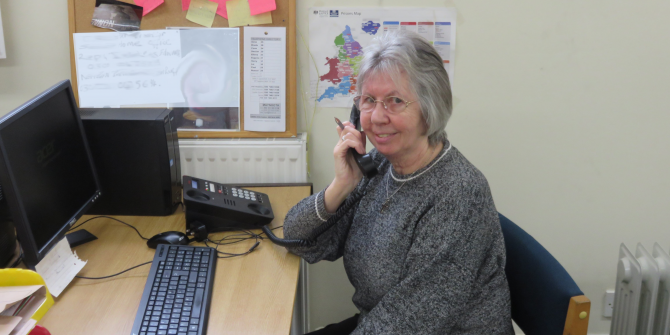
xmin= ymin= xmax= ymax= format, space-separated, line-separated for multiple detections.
xmin=334 ymin=117 xmax=345 ymax=130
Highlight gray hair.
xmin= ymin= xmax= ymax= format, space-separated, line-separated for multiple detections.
xmin=356 ymin=30 xmax=452 ymax=146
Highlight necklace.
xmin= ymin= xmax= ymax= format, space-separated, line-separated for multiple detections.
xmin=380 ymin=142 xmax=453 ymax=212
xmin=381 ymin=172 xmax=408 ymax=212
xmin=390 ymin=142 xmax=452 ymax=182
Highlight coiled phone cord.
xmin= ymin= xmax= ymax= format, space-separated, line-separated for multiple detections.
xmin=262 ymin=178 xmax=371 ymax=248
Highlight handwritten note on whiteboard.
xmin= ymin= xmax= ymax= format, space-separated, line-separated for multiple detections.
xmin=73 ymin=30 xmax=184 ymax=107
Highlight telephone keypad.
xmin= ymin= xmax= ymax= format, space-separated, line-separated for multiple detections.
xmin=229 ymin=187 xmax=262 ymax=203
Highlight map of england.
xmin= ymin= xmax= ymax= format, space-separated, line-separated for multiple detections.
xmin=310 ymin=7 xmax=456 ymax=107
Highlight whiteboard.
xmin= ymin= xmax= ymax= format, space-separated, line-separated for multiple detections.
xmin=73 ymin=28 xmax=240 ymax=108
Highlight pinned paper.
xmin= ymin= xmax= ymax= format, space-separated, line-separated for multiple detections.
xmin=185 ymin=0 xmax=229 ymax=19
xmin=186 ymin=0 xmax=218 ymax=27
xmin=211 ymin=0 xmax=229 ymax=19
xmin=137 ymin=0 xmax=164 ymax=16
xmin=226 ymin=0 xmax=272 ymax=27
xmin=182 ymin=0 xmax=191 ymax=11
xmin=248 ymin=0 xmax=275 ymax=16
xmin=35 ymin=238 xmax=87 ymax=297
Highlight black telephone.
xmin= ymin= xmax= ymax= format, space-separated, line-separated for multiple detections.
xmin=183 ymin=176 xmax=274 ymax=240
xmin=262 ymin=104 xmax=377 ymax=248
xmin=345 ymin=104 xmax=378 ymax=179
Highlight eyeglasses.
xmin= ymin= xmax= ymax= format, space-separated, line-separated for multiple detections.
xmin=353 ymin=95 xmax=416 ymax=114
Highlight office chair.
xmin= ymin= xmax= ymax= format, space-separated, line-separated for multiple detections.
xmin=498 ymin=213 xmax=590 ymax=335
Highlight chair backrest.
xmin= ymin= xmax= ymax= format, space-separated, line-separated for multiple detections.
xmin=498 ymin=213 xmax=584 ymax=335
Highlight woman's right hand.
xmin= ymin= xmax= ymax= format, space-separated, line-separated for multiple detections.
xmin=324 ymin=121 xmax=367 ymax=213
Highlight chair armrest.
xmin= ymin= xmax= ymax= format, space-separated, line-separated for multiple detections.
xmin=563 ymin=295 xmax=590 ymax=335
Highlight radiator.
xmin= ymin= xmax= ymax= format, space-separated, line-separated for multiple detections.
xmin=178 ymin=133 xmax=308 ymax=184
xmin=611 ymin=243 xmax=670 ymax=335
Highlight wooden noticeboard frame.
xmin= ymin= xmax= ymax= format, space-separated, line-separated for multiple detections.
xmin=67 ymin=0 xmax=297 ymax=138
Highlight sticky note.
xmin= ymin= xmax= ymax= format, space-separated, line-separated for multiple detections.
xmin=211 ymin=0 xmax=229 ymax=19
xmin=248 ymin=0 xmax=275 ymax=16
xmin=182 ymin=0 xmax=191 ymax=11
xmin=226 ymin=0 xmax=272 ymax=27
xmin=140 ymin=0 xmax=164 ymax=16
xmin=186 ymin=0 xmax=218 ymax=28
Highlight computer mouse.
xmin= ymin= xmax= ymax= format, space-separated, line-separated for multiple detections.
xmin=147 ymin=231 xmax=191 ymax=249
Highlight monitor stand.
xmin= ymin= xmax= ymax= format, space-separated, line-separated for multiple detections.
xmin=66 ymin=229 xmax=98 ymax=248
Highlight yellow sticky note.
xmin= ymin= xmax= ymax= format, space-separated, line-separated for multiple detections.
xmin=186 ymin=0 xmax=218 ymax=28
xmin=226 ymin=0 xmax=272 ymax=27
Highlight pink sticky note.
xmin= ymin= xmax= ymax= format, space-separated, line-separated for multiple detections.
xmin=248 ymin=0 xmax=275 ymax=16
xmin=182 ymin=0 xmax=191 ymax=11
xmin=205 ymin=0 xmax=228 ymax=20
xmin=142 ymin=0 xmax=164 ymax=16
xmin=210 ymin=0 xmax=228 ymax=19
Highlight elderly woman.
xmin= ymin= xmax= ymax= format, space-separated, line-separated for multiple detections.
xmin=283 ymin=31 xmax=513 ymax=334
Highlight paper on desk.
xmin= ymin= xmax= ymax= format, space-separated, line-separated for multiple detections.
xmin=0 ymin=286 xmax=46 ymax=335
xmin=1 ymin=318 xmax=36 ymax=335
xmin=35 ymin=238 xmax=87 ymax=297
xmin=226 ymin=0 xmax=272 ymax=27
xmin=243 ymin=27 xmax=285 ymax=132
xmin=0 ymin=286 xmax=42 ymax=313
xmin=0 ymin=316 xmax=21 ymax=335
xmin=186 ymin=0 xmax=218 ymax=28
xmin=248 ymin=0 xmax=275 ymax=16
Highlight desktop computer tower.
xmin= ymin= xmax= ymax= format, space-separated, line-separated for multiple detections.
xmin=80 ymin=108 xmax=182 ymax=216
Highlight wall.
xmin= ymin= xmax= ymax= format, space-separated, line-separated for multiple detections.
xmin=0 ymin=0 xmax=71 ymax=115
xmin=2 ymin=1 xmax=669 ymax=334
xmin=297 ymin=1 xmax=670 ymax=334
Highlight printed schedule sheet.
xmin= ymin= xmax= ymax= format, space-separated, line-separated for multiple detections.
xmin=244 ymin=27 xmax=286 ymax=132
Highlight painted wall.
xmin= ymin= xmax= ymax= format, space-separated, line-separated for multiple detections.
xmin=0 ymin=0 xmax=71 ymax=115
xmin=2 ymin=1 xmax=669 ymax=334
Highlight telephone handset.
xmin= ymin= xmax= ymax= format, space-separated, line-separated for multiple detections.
xmin=338 ymin=104 xmax=378 ymax=179
xmin=262 ymin=105 xmax=376 ymax=248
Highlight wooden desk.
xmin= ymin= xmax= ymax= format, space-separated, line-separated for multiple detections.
xmin=37 ymin=185 xmax=311 ymax=335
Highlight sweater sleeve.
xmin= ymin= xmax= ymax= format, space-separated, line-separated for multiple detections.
xmin=350 ymin=175 xmax=512 ymax=334
xmin=282 ymin=185 xmax=360 ymax=263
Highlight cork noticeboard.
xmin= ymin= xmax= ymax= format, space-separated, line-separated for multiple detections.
xmin=67 ymin=0 xmax=297 ymax=138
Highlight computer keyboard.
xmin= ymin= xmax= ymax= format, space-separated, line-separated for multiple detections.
xmin=130 ymin=244 xmax=217 ymax=335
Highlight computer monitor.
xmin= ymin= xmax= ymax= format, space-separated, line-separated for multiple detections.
xmin=0 ymin=80 xmax=101 ymax=269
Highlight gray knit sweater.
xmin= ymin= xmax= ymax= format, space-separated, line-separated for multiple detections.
xmin=283 ymin=141 xmax=514 ymax=334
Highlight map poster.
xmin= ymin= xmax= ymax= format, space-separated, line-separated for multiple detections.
xmin=309 ymin=7 xmax=457 ymax=108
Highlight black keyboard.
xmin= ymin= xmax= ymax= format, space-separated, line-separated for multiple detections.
xmin=130 ymin=244 xmax=217 ymax=335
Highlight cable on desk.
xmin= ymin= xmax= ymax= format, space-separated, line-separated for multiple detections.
xmin=204 ymin=239 xmax=261 ymax=258
xmin=203 ymin=227 xmax=263 ymax=258
xmin=75 ymin=261 xmax=153 ymax=280
xmin=258 ymin=225 xmax=283 ymax=239
xmin=69 ymin=215 xmax=150 ymax=240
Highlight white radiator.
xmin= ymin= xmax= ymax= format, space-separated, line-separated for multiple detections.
xmin=178 ymin=133 xmax=307 ymax=184
xmin=611 ymin=243 xmax=670 ymax=335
